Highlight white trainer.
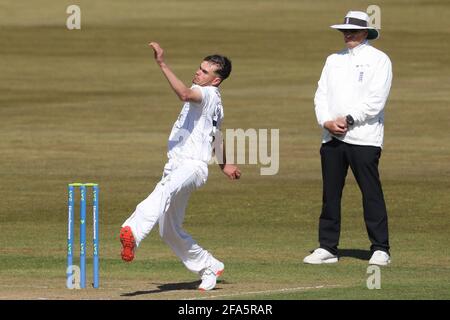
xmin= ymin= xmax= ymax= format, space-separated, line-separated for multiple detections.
xmin=369 ymin=250 xmax=391 ymax=266
xmin=198 ymin=268 xmax=217 ymax=291
xmin=198 ymin=259 xmax=224 ymax=291
xmin=303 ymin=248 xmax=338 ymax=264
xmin=210 ymin=258 xmax=225 ymax=277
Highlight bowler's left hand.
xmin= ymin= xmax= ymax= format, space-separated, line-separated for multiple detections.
xmin=149 ymin=42 xmax=164 ymax=65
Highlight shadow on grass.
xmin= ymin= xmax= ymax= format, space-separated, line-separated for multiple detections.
xmin=338 ymin=249 xmax=371 ymax=261
xmin=121 ymin=280 xmax=224 ymax=297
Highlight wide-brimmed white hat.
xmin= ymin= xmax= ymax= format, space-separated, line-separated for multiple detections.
xmin=330 ymin=11 xmax=379 ymax=40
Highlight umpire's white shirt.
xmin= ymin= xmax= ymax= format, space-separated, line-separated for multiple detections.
xmin=314 ymin=40 xmax=393 ymax=147
xmin=168 ymin=84 xmax=224 ymax=162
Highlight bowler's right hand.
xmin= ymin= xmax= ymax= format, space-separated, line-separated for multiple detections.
xmin=221 ymin=164 xmax=241 ymax=180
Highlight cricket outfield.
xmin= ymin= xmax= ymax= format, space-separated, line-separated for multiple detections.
xmin=0 ymin=0 xmax=449 ymax=300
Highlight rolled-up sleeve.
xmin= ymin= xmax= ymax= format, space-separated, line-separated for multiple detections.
xmin=191 ymin=84 xmax=210 ymax=108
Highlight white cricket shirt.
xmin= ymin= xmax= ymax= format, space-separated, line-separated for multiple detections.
xmin=167 ymin=84 xmax=224 ymax=163
xmin=314 ymin=40 xmax=393 ymax=147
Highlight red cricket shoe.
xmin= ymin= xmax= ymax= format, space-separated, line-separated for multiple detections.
xmin=120 ymin=226 xmax=136 ymax=262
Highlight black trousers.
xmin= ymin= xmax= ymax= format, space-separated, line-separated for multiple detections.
xmin=319 ymin=138 xmax=390 ymax=255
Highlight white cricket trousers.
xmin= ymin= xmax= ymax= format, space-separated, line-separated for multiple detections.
xmin=122 ymin=158 xmax=216 ymax=274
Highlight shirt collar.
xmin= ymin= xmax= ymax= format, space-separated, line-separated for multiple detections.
xmin=348 ymin=40 xmax=369 ymax=56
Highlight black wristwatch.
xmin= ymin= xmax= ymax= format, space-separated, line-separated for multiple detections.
xmin=346 ymin=114 xmax=354 ymax=126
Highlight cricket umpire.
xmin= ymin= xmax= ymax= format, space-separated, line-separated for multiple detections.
xmin=304 ymin=11 xmax=393 ymax=266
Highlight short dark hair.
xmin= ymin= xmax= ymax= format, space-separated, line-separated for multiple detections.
xmin=203 ymin=55 xmax=232 ymax=82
